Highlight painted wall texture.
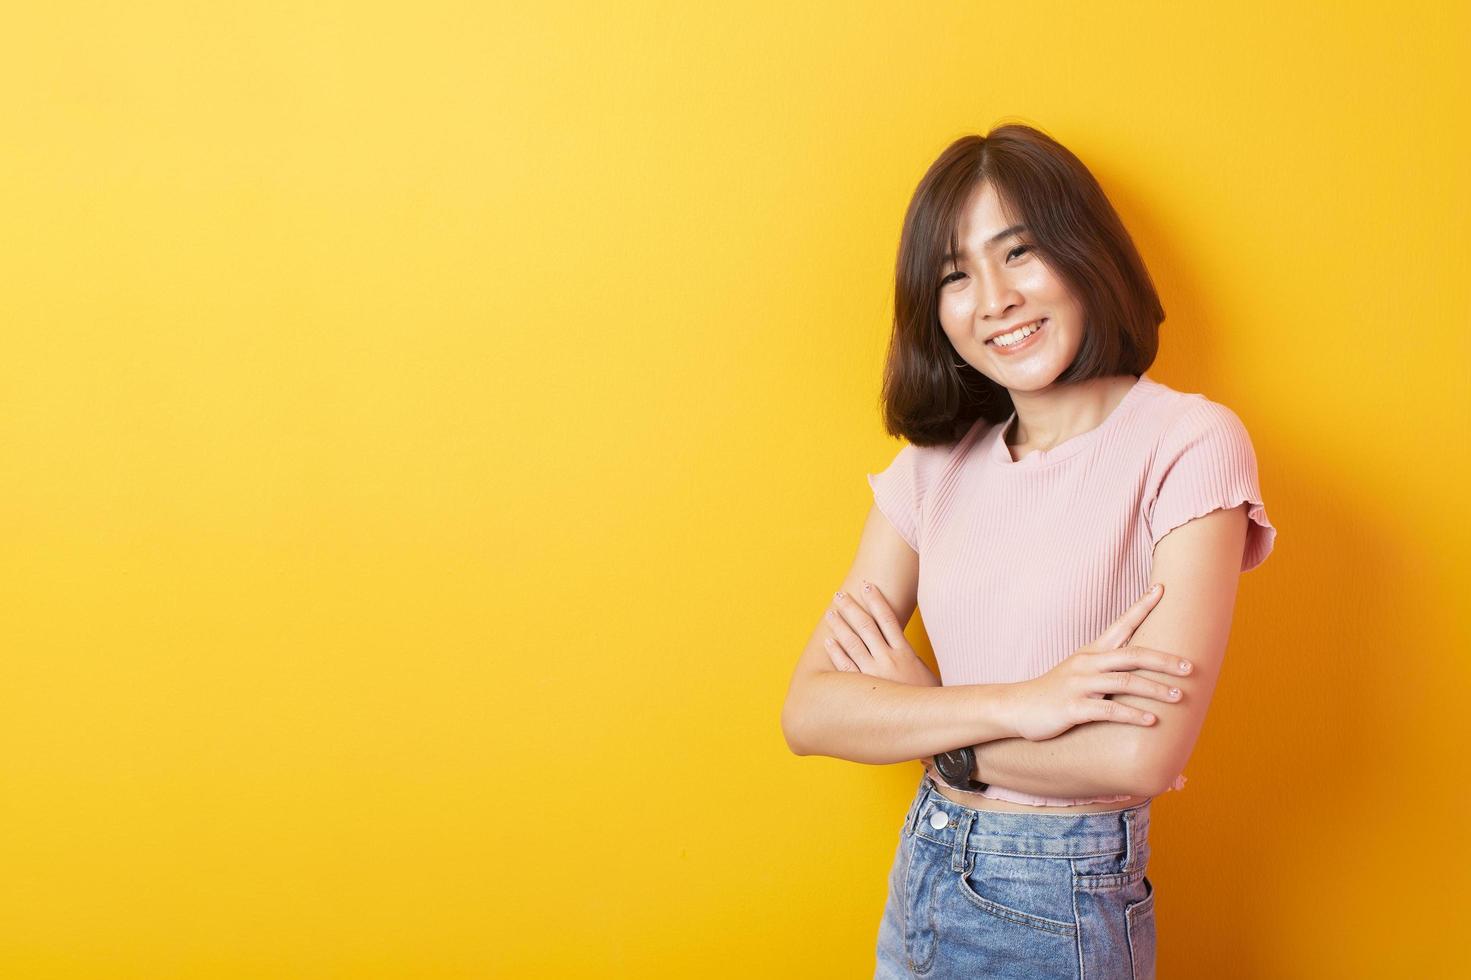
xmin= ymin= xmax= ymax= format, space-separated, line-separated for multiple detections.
xmin=0 ymin=1 xmax=1465 ymax=976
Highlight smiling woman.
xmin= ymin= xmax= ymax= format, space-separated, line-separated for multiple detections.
xmin=778 ymin=122 xmax=1277 ymax=980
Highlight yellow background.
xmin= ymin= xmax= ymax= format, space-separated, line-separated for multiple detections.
xmin=2 ymin=2 xmax=1466 ymax=976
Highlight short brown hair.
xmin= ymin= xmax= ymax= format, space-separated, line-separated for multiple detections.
xmin=880 ymin=123 xmax=1165 ymax=446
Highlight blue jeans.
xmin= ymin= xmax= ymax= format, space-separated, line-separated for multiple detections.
xmin=875 ymin=774 xmax=1157 ymax=979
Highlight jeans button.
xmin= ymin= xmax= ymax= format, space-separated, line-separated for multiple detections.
xmin=929 ymin=810 xmax=949 ymax=830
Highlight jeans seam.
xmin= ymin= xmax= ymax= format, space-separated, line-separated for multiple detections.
xmin=902 ymin=826 xmax=934 ymax=974
xmin=1125 ymin=875 xmax=1156 ymax=980
xmin=1071 ymin=859 xmax=1086 ymax=980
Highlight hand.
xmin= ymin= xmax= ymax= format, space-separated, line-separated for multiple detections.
xmin=821 ymin=580 xmax=940 ymax=687
xmin=1005 ymin=583 xmax=1195 ymax=742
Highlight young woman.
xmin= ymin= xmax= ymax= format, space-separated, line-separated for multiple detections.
xmin=780 ymin=124 xmax=1276 ymax=979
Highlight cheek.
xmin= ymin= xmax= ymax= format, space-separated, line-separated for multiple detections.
xmin=1050 ymin=320 xmax=1085 ymax=358
xmin=939 ymin=323 xmax=974 ymax=354
xmin=937 ymin=297 xmax=974 ymax=339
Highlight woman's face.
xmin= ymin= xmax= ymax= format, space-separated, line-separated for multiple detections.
xmin=936 ymin=181 xmax=1086 ymax=394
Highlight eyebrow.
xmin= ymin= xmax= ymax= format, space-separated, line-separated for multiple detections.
xmin=942 ymin=224 xmax=1028 ymax=263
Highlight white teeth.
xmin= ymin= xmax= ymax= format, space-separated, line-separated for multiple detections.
xmin=992 ymin=320 xmax=1043 ymax=347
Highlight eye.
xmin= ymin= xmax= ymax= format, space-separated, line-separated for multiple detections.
xmin=941 ymin=244 xmax=1031 ymax=286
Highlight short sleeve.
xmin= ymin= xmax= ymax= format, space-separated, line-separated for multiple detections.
xmin=1146 ymin=400 xmax=1277 ymax=572
xmin=866 ymin=441 xmax=950 ymax=553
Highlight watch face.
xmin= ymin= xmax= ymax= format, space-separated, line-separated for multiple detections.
xmin=936 ymin=749 xmax=969 ymax=781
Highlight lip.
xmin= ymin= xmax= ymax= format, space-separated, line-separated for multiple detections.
xmin=985 ymin=317 xmax=1047 ymax=351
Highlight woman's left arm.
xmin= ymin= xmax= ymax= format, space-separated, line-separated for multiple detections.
xmin=971 ymin=503 xmax=1251 ymax=796
xmin=834 ymin=504 xmax=1251 ymax=798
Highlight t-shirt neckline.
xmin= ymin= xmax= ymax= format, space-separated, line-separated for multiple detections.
xmin=987 ymin=373 xmax=1150 ymax=468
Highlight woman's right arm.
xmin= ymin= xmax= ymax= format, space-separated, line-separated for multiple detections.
xmin=779 ymin=501 xmax=1022 ymax=764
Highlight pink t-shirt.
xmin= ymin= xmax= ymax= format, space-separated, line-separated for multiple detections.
xmin=867 ymin=372 xmax=1276 ymax=806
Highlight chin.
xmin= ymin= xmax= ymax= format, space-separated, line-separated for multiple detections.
xmin=993 ymin=361 xmax=1071 ymax=390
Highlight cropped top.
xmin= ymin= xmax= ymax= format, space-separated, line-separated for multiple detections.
xmin=867 ymin=372 xmax=1277 ymax=806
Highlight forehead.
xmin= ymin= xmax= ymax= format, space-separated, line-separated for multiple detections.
xmin=947 ymin=180 xmax=1017 ymax=245
xmin=945 ymin=182 xmax=1025 ymax=261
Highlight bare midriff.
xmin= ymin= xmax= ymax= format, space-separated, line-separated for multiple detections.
xmin=922 ymin=764 xmax=1149 ymax=814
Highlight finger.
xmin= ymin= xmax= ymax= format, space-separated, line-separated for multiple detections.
xmin=1082 ymin=697 xmax=1157 ymax=727
xmin=859 ymin=580 xmax=906 ymax=648
xmin=824 ymin=637 xmax=859 ymax=672
xmin=1104 ymin=646 xmax=1194 ymax=677
xmin=1093 ymin=584 xmax=1164 ymax=651
xmin=1102 ymin=671 xmax=1182 ymax=704
xmin=825 ymin=605 xmax=875 ymax=666
xmin=833 ymin=590 xmax=889 ymax=654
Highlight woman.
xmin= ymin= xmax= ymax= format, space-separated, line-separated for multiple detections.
xmin=779 ymin=124 xmax=1276 ymax=979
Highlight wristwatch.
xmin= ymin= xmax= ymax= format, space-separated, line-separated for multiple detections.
xmin=935 ymin=746 xmax=989 ymax=793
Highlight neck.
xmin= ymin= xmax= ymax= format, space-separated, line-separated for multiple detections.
xmin=1006 ymin=374 xmax=1140 ymax=451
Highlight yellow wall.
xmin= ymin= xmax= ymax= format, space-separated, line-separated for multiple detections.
xmin=2 ymin=2 xmax=1466 ymax=976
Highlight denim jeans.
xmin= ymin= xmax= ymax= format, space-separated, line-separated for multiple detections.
xmin=874 ymin=774 xmax=1156 ymax=979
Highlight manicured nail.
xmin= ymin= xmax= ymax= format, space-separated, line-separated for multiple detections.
xmin=835 ymin=592 xmax=844 ymax=600
xmin=1179 ymin=660 xmax=1191 ymax=673
xmin=1149 ymin=584 xmax=1161 ymax=594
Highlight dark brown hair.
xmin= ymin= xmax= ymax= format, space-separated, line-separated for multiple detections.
xmin=880 ymin=123 xmax=1165 ymax=446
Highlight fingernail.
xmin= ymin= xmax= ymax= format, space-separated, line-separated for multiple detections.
xmin=1169 ymin=687 xmax=1180 ymax=698
xmin=1179 ymin=660 xmax=1191 ymax=673
xmin=863 ymin=583 xmax=871 ymax=593
xmin=835 ymin=591 xmax=844 ymax=601
xmin=1149 ymin=584 xmax=1161 ymax=594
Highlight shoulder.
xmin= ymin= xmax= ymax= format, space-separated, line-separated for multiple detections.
xmin=1159 ymin=397 xmax=1256 ymax=462
xmin=873 ymin=416 xmax=991 ymax=483
xmin=866 ymin=421 xmax=990 ymax=553
xmin=1133 ymin=379 xmax=1275 ymax=569
xmin=1134 ymin=377 xmax=1255 ymax=455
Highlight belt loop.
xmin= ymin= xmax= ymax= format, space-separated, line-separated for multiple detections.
xmin=1132 ymin=803 xmax=1150 ymax=865
xmin=1120 ymin=807 xmax=1138 ymax=872
xmin=949 ymin=809 xmax=975 ymax=873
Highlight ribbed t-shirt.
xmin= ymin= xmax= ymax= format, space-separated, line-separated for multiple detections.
xmin=867 ymin=372 xmax=1277 ymax=806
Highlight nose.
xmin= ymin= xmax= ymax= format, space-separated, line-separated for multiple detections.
xmin=974 ymin=264 xmax=1023 ymax=322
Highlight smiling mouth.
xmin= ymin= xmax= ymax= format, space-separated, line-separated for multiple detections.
xmin=986 ymin=318 xmax=1047 ymax=347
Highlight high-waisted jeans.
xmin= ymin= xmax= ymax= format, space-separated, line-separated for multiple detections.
xmin=875 ymin=773 xmax=1157 ymax=979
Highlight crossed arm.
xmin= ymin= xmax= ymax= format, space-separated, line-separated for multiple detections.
xmin=818 ymin=504 xmax=1250 ymax=799
xmin=962 ymin=716 xmax=1160 ymax=799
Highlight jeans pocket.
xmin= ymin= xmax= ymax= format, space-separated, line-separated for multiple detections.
xmin=955 ymin=852 xmax=1080 ymax=938
xmin=1125 ymin=874 xmax=1157 ymax=980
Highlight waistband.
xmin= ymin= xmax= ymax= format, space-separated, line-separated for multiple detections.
xmin=903 ymin=773 xmax=1151 ymax=862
